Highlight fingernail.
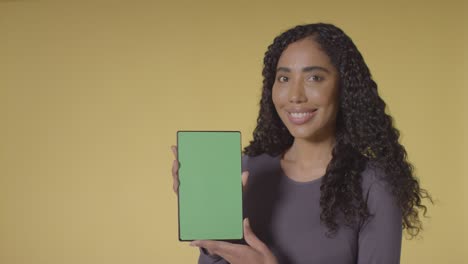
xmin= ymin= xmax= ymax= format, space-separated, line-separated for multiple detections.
xmin=190 ymin=241 xmax=198 ymax=247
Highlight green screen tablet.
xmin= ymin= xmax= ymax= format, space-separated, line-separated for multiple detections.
xmin=177 ymin=131 xmax=243 ymax=241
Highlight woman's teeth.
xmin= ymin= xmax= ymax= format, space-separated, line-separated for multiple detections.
xmin=289 ymin=112 xmax=312 ymax=118
xmin=286 ymin=110 xmax=317 ymax=125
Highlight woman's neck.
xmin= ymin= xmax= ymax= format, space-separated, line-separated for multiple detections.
xmin=283 ymin=136 xmax=335 ymax=168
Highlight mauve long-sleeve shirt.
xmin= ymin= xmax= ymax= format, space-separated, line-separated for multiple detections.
xmin=198 ymin=153 xmax=402 ymax=264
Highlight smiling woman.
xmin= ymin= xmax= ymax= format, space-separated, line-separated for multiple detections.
xmin=171 ymin=23 xmax=432 ymax=264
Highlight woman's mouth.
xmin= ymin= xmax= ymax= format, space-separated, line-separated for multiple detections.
xmin=286 ymin=109 xmax=318 ymax=125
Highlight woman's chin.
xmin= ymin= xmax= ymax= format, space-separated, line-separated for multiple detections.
xmin=288 ymin=128 xmax=316 ymax=140
xmin=288 ymin=127 xmax=334 ymax=142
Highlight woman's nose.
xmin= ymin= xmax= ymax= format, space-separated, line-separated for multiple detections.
xmin=288 ymin=80 xmax=307 ymax=103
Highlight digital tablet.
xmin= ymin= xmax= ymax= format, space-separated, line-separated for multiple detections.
xmin=177 ymin=131 xmax=243 ymax=241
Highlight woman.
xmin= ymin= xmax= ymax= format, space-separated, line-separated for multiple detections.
xmin=171 ymin=23 xmax=431 ymax=264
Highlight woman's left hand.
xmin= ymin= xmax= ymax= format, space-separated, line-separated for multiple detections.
xmin=190 ymin=218 xmax=278 ymax=264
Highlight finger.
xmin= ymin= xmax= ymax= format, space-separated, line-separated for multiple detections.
xmin=171 ymin=145 xmax=178 ymax=159
xmin=172 ymin=159 xmax=179 ymax=193
xmin=172 ymin=159 xmax=179 ymax=178
xmin=173 ymin=178 xmax=179 ymax=194
xmin=241 ymin=171 xmax=249 ymax=192
xmin=171 ymin=146 xmax=180 ymax=193
xmin=243 ymin=218 xmax=268 ymax=253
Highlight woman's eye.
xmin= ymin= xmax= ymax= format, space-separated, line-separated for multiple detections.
xmin=309 ymin=75 xmax=323 ymax=82
xmin=277 ymin=76 xmax=288 ymax=82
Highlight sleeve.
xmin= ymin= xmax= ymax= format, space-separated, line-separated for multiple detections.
xmin=197 ymin=155 xmax=250 ymax=264
xmin=241 ymin=154 xmax=249 ymax=172
xmin=357 ymin=176 xmax=403 ymax=264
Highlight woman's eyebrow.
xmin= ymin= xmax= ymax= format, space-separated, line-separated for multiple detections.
xmin=276 ymin=66 xmax=330 ymax=73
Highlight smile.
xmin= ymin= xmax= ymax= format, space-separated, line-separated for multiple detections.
xmin=286 ymin=109 xmax=317 ymax=125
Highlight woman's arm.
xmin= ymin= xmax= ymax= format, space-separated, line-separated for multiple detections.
xmin=357 ymin=177 xmax=403 ymax=264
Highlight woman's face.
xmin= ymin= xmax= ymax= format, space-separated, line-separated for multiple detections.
xmin=272 ymin=37 xmax=339 ymax=141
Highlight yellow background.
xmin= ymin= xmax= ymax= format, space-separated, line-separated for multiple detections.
xmin=0 ymin=0 xmax=466 ymax=263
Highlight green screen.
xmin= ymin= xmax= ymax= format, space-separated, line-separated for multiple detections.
xmin=177 ymin=131 xmax=243 ymax=241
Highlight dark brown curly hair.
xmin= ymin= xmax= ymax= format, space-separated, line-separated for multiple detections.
xmin=244 ymin=23 xmax=432 ymax=237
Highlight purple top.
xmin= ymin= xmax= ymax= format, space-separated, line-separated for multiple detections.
xmin=198 ymin=154 xmax=402 ymax=264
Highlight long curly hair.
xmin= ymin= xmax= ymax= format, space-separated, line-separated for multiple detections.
xmin=244 ymin=23 xmax=432 ymax=237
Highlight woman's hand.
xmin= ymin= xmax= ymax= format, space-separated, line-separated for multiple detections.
xmin=190 ymin=218 xmax=278 ymax=264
